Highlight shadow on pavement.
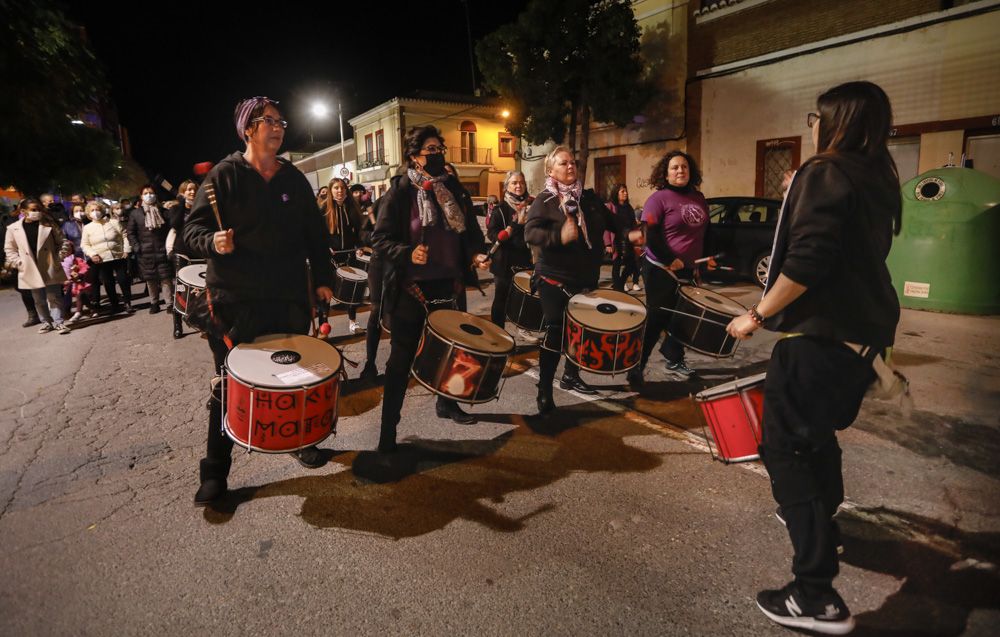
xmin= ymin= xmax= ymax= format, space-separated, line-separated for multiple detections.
xmin=203 ymin=403 xmax=663 ymax=538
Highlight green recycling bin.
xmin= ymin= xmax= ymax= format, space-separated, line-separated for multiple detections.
xmin=886 ymin=166 xmax=1000 ymax=314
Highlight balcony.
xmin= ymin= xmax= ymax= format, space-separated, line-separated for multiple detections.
xmin=357 ymin=150 xmax=387 ymax=170
xmin=450 ymin=146 xmax=493 ymax=165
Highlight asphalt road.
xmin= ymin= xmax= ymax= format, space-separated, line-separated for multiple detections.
xmin=1 ymin=271 xmax=998 ymax=636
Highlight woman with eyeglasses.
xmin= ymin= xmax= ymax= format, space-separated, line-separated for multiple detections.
xmin=726 ymin=82 xmax=902 ymax=634
xmin=371 ymin=125 xmax=490 ymax=454
xmin=524 ymin=145 xmax=621 ymax=414
xmin=322 ymin=176 xmax=366 ymax=335
xmin=487 ymin=170 xmax=533 ymax=331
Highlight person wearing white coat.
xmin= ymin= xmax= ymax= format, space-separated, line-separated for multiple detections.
xmin=81 ymin=201 xmax=133 ymax=314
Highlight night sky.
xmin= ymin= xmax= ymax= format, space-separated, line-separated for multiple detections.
xmin=70 ymin=0 xmax=529 ymax=185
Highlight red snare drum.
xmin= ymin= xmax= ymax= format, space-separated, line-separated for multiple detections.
xmin=223 ymin=334 xmax=342 ymax=453
xmin=412 ymin=310 xmax=515 ymax=404
xmin=693 ymin=373 xmax=765 ymax=463
xmin=564 ymin=289 xmax=646 ymax=374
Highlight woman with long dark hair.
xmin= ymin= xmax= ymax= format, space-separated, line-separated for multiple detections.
xmin=323 ymin=176 xmax=366 ymax=335
xmin=607 ymin=183 xmax=640 ymax=292
xmin=627 ymin=150 xmax=711 ymax=386
xmin=726 ymin=81 xmax=901 ymax=634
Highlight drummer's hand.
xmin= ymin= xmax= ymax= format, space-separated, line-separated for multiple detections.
xmin=411 ymin=244 xmax=428 ymax=265
xmin=315 ymin=286 xmax=334 ymax=303
xmin=604 ymin=245 xmax=614 ymax=256
xmin=668 ymin=258 xmax=684 ymax=271
xmin=726 ymin=313 xmax=759 ymax=340
xmin=473 ymin=253 xmax=491 ymax=270
xmin=213 ymin=229 xmax=234 ymax=255
xmin=706 ymin=256 xmax=718 ymax=271
xmin=560 ymin=217 xmax=578 ymax=244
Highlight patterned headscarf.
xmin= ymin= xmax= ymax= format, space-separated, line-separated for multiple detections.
xmin=234 ymin=96 xmax=279 ymax=142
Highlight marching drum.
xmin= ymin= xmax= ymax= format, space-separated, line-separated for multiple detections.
xmin=412 ymin=310 xmax=515 ymax=404
xmin=564 ymin=289 xmax=646 ymax=374
xmin=353 ymin=247 xmax=373 ymax=271
xmin=174 ymin=263 xmax=207 ymax=320
xmin=505 ymin=270 xmax=544 ymax=332
xmin=693 ymin=373 xmax=765 ymax=463
xmin=668 ymin=286 xmax=746 ymax=358
xmin=331 ymin=266 xmax=368 ymax=305
xmin=223 ymin=334 xmax=342 ymax=453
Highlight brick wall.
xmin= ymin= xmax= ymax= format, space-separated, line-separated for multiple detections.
xmin=690 ymin=0 xmax=946 ymax=72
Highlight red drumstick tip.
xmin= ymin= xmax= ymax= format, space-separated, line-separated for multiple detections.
xmin=319 ymin=323 xmax=331 ymax=336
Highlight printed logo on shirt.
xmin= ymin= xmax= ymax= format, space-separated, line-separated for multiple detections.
xmin=680 ymin=204 xmax=707 ymax=227
xmin=281 ymin=193 xmax=290 ymax=202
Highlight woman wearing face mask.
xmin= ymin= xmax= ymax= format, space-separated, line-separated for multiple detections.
xmin=2 ymin=201 xmax=47 ymax=327
xmin=81 ymin=200 xmax=132 ymax=315
xmin=168 ymin=180 xmax=198 ymax=337
xmin=323 ymin=177 xmax=366 ymax=335
xmin=61 ymin=203 xmax=87 ymax=258
xmin=371 ymin=125 xmax=490 ymax=453
xmin=127 ymin=185 xmax=174 ymax=314
xmin=626 ymin=150 xmax=713 ymax=387
xmin=487 ymin=170 xmax=533 ymax=331
xmin=4 ymin=198 xmax=72 ymax=334
xmin=524 ymin=146 xmax=622 ymax=414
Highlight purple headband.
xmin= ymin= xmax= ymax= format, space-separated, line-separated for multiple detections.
xmin=234 ymin=96 xmax=279 ymax=141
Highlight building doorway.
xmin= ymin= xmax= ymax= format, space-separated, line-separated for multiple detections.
xmin=594 ymin=155 xmax=626 ymax=201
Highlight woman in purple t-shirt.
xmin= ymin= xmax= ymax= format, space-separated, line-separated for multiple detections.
xmin=628 ymin=150 xmax=710 ymax=386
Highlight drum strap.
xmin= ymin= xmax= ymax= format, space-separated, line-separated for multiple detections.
xmin=405 ymin=282 xmax=457 ymax=311
xmin=539 ymin=276 xmax=576 ymax=298
xmin=205 ymin=288 xmax=233 ymax=350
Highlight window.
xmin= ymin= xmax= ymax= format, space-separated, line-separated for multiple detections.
xmin=888 ymin=137 xmax=920 ymax=184
xmin=755 ymin=137 xmax=801 ymax=199
xmin=966 ymin=133 xmax=1000 ymax=180
xmin=364 ymin=133 xmax=374 ymax=160
xmin=498 ymin=133 xmax=516 ymax=157
xmin=375 ymin=129 xmax=385 ymax=162
xmin=460 ymin=120 xmax=477 ymax=163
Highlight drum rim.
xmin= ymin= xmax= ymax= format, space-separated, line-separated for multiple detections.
xmin=335 ymin=265 xmax=368 ymax=281
xmin=694 ymin=372 xmax=766 ymax=400
xmin=225 ymin=334 xmax=344 ymax=389
xmin=223 ymin=413 xmax=337 ymax=454
xmin=511 ymin=271 xmax=538 ymax=296
xmin=177 ymin=263 xmax=208 ymax=288
xmin=426 ymin=310 xmax=515 ymax=354
xmin=678 ymin=284 xmax=747 ymax=317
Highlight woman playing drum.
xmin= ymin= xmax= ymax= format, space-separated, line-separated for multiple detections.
xmin=726 ymin=81 xmax=902 ymax=634
xmin=524 ymin=145 xmax=620 ymax=414
xmin=322 ymin=177 xmax=367 ymax=335
xmin=371 ymin=125 xmax=490 ymax=454
xmin=487 ymin=170 xmax=533 ymax=330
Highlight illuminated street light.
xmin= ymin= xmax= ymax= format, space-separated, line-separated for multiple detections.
xmin=311 ymin=102 xmax=329 ymax=119
xmin=500 ymin=109 xmax=511 ymax=119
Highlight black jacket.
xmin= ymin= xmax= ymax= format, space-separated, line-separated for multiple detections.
xmin=371 ymin=173 xmax=485 ymax=315
xmin=183 ymin=152 xmax=333 ymax=304
xmin=322 ymin=199 xmax=364 ymax=254
xmin=486 ymin=200 xmax=532 ymax=277
xmin=765 ymin=155 xmax=900 ymax=348
xmin=126 ymin=204 xmax=176 ymax=279
xmin=524 ymin=188 xmax=617 ymax=288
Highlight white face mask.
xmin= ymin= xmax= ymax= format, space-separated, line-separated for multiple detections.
xmin=25 ymin=209 xmax=42 ymax=222
xmin=142 ymin=193 xmax=156 ymax=205
xmin=74 ymin=211 xmax=85 ymax=220
xmin=89 ymin=210 xmax=105 ymax=221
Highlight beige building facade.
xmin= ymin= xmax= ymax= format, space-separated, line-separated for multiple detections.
xmin=290 ymin=139 xmax=357 ymax=193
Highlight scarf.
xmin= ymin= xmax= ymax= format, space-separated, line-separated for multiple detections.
xmin=544 ymin=176 xmax=590 ymax=249
xmin=142 ymin=204 xmax=164 ymax=230
xmin=503 ymin=191 xmax=529 ymax=219
xmin=407 ymin=168 xmax=465 ymax=233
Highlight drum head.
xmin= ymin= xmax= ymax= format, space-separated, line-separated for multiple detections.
xmin=336 ymin=266 xmax=367 ymax=281
xmin=226 ymin=334 xmax=343 ymax=388
xmin=427 ymin=310 xmax=515 ymax=354
xmin=679 ymin=286 xmax=747 ymax=317
xmin=178 ymin=263 xmax=207 ymax=287
xmin=512 ymin=271 xmax=535 ymax=296
xmin=566 ymin=289 xmax=646 ymax=331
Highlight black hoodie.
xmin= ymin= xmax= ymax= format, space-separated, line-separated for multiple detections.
xmin=765 ymin=154 xmax=900 ymax=348
xmin=183 ymin=152 xmax=333 ymax=304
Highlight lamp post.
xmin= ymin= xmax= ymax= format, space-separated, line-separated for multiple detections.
xmin=310 ymin=100 xmax=346 ymax=168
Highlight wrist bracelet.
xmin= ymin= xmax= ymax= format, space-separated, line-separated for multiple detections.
xmin=749 ymin=304 xmax=765 ymax=326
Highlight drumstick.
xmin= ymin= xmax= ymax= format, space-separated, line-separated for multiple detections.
xmin=694 ymin=253 xmax=724 ymax=264
xmin=202 ymin=183 xmax=224 ymax=231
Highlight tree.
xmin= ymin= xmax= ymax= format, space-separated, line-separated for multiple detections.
xmin=477 ymin=0 xmax=650 ymax=184
xmin=0 ymin=0 xmax=122 ymax=195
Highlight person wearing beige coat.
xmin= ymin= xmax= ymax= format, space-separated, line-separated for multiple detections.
xmin=3 ymin=199 xmax=71 ymax=333
xmin=81 ymin=201 xmax=133 ymax=313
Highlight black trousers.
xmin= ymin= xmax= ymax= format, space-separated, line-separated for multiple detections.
xmin=611 ymin=243 xmax=641 ymax=291
xmin=760 ymin=336 xmax=875 ymax=594
xmin=364 ymin=256 xmax=384 ymax=367
xmin=537 ymin=278 xmax=584 ymax=393
xmin=200 ymin=301 xmax=311 ymax=482
xmin=17 ymin=283 xmax=36 ymax=317
xmin=93 ymin=259 xmax=131 ymax=308
xmin=639 ymin=260 xmax=686 ymax=367
xmin=379 ymin=279 xmax=460 ymax=447
xmin=490 ymin=273 xmax=513 ymax=327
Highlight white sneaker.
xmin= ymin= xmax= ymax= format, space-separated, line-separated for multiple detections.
xmin=517 ymin=328 xmax=540 ymax=344
xmin=349 ymin=321 xmax=365 ymax=335
xmin=625 ymin=283 xmax=633 ymax=291
xmin=57 ymin=324 xmax=72 ymax=335
xmin=66 ymin=311 xmax=83 ymax=324
xmin=38 ymin=323 xmax=55 ymax=334
xmin=632 ymin=281 xmax=642 ymax=290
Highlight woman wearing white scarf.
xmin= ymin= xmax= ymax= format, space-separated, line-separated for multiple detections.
xmin=126 ymin=185 xmax=175 ymax=313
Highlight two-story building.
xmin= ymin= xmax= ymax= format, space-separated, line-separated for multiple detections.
xmin=348 ymin=92 xmax=517 ymax=200
xmin=289 ymin=139 xmax=357 ymax=194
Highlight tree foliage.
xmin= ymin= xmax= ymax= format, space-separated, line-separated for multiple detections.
xmin=476 ymin=0 xmax=650 ymax=181
xmin=0 ymin=0 xmax=122 ymax=194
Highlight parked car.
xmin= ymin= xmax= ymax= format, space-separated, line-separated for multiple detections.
xmin=703 ymin=196 xmax=782 ymax=287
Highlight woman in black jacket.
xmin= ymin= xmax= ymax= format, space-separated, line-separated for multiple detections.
xmin=371 ymin=125 xmax=490 ymax=454
xmin=524 ymin=146 xmax=619 ymax=414
xmin=323 ymin=177 xmax=366 ymax=335
xmin=127 ymin=184 xmax=174 ymax=314
xmin=726 ymin=81 xmax=901 ymax=634
xmin=607 ymin=183 xmax=641 ymax=292
xmin=487 ymin=170 xmax=533 ymax=328
xmin=170 ymin=180 xmax=198 ymax=338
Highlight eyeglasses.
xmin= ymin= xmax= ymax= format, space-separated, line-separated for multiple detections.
xmin=251 ymin=116 xmax=288 ymax=129
xmin=806 ymin=112 xmax=820 ymax=128
xmin=421 ymin=145 xmax=447 ymax=154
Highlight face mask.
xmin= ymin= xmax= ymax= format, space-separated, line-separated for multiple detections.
xmin=142 ymin=193 xmax=156 ymax=205
xmin=89 ymin=210 xmax=105 ymax=221
xmin=25 ymin=209 xmax=41 ymax=222
xmin=74 ymin=211 xmax=85 ymax=220
xmin=423 ymin=152 xmax=446 ymax=177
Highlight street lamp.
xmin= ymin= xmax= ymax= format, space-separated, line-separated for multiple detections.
xmin=500 ymin=109 xmax=511 ymax=119
xmin=308 ymin=99 xmax=346 ymax=166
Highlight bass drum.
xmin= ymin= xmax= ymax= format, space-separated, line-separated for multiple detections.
xmin=412 ymin=310 xmax=515 ymax=404
xmin=564 ymin=289 xmax=646 ymax=374
xmin=669 ymin=286 xmax=746 ymax=358
xmin=505 ymin=270 xmax=544 ymax=332
xmin=331 ymin=266 xmax=368 ymax=306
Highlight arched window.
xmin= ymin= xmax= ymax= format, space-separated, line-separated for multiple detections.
xmin=460 ymin=121 xmax=477 ymax=162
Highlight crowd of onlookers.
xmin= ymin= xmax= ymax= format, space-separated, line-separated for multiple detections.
xmin=1 ymin=184 xmax=195 ymax=335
